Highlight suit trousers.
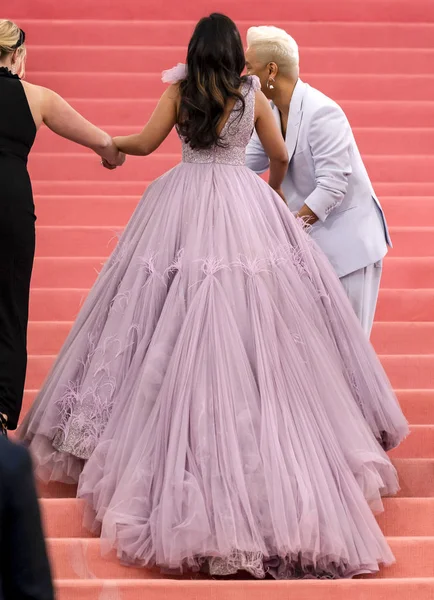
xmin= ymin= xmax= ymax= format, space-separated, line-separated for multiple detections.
xmin=339 ymin=261 xmax=383 ymax=337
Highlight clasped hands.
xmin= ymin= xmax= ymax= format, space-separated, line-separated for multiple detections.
xmin=100 ymin=138 xmax=126 ymax=170
xmin=101 ymin=152 xmax=126 ymax=170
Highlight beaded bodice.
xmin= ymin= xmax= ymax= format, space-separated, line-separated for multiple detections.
xmin=162 ymin=65 xmax=261 ymax=167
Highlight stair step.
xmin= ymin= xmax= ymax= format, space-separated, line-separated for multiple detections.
xmin=371 ymin=323 xmax=434 ymax=354
xmin=388 ymin=228 xmax=434 ymax=256
xmin=35 ymin=226 xmax=119 ymax=258
xmin=376 ymin=499 xmax=434 ymax=537
xmin=383 ymin=356 xmax=434 ymax=389
xmin=382 ymin=198 xmax=434 ymax=227
xmin=382 ymin=258 xmax=434 ymax=289
xmin=53 ymin=579 xmax=434 ymax=600
xmin=390 ymin=425 xmax=434 ymax=459
xmin=28 ymin=72 xmax=434 ymax=101
xmin=34 ymin=196 xmax=138 ymax=227
xmin=44 ymin=537 xmax=434 ymax=580
xmin=12 ymin=0 xmax=434 ymax=21
xmin=353 ymin=130 xmax=434 ymax=156
xmin=376 ymin=290 xmax=434 ymax=322
xmin=20 ymin=20 xmax=434 ymax=48
xmin=27 ymin=46 xmax=434 ymax=75
xmin=29 ymin=289 xmax=88 ymax=321
xmin=396 ymin=391 xmax=434 ymax=424
xmin=395 ymin=459 xmax=434 ymax=498
xmin=32 ymin=257 xmax=104 ymax=288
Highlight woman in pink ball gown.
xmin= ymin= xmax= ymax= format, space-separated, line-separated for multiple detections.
xmin=19 ymin=13 xmax=408 ymax=579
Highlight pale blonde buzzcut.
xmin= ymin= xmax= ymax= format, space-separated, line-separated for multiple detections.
xmin=247 ymin=26 xmax=299 ymax=78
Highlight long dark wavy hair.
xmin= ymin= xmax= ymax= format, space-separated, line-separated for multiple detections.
xmin=178 ymin=13 xmax=250 ymax=150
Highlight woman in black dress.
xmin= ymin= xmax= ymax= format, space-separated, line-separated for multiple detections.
xmin=0 ymin=20 xmax=125 ymax=436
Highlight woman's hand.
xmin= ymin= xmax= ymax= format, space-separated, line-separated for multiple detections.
xmin=114 ymin=151 xmax=126 ymax=166
xmin=101 ymin=151 xmax=126 ymax=170
xmin=101 ymin=158 xmax=116 ymax=170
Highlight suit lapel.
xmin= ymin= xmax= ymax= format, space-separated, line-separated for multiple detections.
xmin=285 ymin=79 xmax=306 ymax=162
xmin=285 ymin=112 xmax=303 ymax=163
xmin=271 ymin=79 xmax=307 ymax=163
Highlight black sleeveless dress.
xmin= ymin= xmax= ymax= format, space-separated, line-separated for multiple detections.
xmin=0 ymin=67 xmax=37 ymax=430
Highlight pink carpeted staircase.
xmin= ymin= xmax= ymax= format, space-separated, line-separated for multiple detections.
xmin=9 ymin=0 xmax=434 ymax=597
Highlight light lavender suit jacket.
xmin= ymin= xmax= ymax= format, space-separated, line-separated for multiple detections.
xmin=246 ymin=79 xmax=391 ymax=278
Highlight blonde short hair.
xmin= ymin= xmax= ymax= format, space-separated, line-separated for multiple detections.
xmin=0 ymin=20 xmax=26 ymax=77
xmin=247 ymin=26 xmax=299 ymax=78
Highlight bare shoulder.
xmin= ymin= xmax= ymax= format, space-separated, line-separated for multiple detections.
xmin=23 ymin=83 xmax=66 ymax=108
xmin=21 ymin=80 xmax=45 ymax=100
xmin=254 ymin=89 xmax=268 ymax=104
xmin=20 ymin=81 xmax=48 ymax=127
xmin=165 ymin=82 xmax=181 ymax=103
xmin=161 ymin=83 xmax=181 ymax=118
xmin=254 ymin=89 xmax=272 ymax=117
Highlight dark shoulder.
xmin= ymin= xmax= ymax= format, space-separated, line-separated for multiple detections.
xmin=0 ymin=438 xmax=32 ymax=477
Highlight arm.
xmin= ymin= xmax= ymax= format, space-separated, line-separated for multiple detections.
xmin=113 ymin=85 xmax=178 ymax=156
xmin=298 ymin=104 xmax=352 ymax=224
xmin=253 ymin=91 xmax=288 ymax=196
xmin=1 ymin=444 xmax=54 ymax=600
xmin=40 ymin=87 xmax=123 ymax=165
xmin=245 ymin=128 xmax=270 ymax=175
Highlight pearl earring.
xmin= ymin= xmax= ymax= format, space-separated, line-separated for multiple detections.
xmin=266 ymin=77 xmax=275 ymax=90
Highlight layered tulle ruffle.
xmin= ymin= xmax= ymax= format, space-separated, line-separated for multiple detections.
xmin=19 ymin=162 xmax=408 ymax=578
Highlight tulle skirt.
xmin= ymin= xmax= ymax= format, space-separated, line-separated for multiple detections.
xmin=19 ymin=162 xmax=408 ymax=578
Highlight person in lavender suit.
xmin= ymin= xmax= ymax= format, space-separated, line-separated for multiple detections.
xmin=245 ymin=26 xmax=390 ymax=335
